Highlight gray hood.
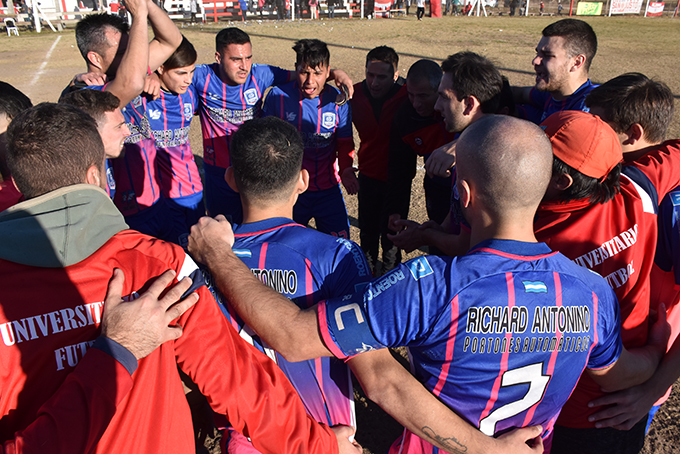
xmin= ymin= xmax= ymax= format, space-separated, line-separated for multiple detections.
xmin=0 ymin=184 xmax=128 ymax=268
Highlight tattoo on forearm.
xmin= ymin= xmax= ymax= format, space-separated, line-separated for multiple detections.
xmin=422 ymin=426 xmax=468 ymax=454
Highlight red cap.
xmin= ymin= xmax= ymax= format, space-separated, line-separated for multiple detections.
xmin=540 ymin=111 xmax=623 ymax=180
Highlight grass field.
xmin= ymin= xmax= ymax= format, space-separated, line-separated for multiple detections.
xmin=1 ymin=12 xmax=680 ymax=454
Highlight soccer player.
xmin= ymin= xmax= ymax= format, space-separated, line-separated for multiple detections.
xmin=0 ymin=81 xmax=31 ymax=212
xmin=532 ymin=110 xmax=680 ymax=454
xmin=582 ymin=74 xmax=680 ymax=434
xmin=350 ymin=46 xmax=407 ymax=275
xmin=149 ymin=36 xmax=204 ymax=245
xmin=389 ymin=52 xmax=503 ymax=258
xmin=262 ymin=39 xmax=354 ymax=238
xmin=385 ymin=59 xmax=455 ymax=254
xmin=192 ymin=28 xmax=352 ymax=224
xmin=213 ymin=116 xmax=368 ymax=452
xmin=59 ymin=89 xmax=130 ymax=200
xmin=512 ymin=19 xmax=597 ymax=124
xmin=70 ymin=2 xmax=182 ymax=240
xmin=0 ymin=102 xmax=361 ymax=454
xmin=188 ymin=114 xmax=668 ymax=454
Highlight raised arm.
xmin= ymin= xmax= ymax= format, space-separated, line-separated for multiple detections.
xmin=146 ymin=0 xmax=182 ymax=72
xmin=104 ymin=0 xmax=149 ymax=107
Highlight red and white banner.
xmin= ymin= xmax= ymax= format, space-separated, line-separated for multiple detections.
xmin=647 ymin=1 xmax=664 ymax=15
xmin=610 ymin=0 xmax=643 ymax=13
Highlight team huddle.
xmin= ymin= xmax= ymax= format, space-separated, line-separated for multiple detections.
xmin=0 ymin=2 xmax=679 ymax=454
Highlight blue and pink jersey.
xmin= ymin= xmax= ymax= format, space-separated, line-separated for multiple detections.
xmin=193 ymin=63 xmax=290 ymax=170
xmin=114 ymin=94 xmax=162 ymax=216
xmin=207 ymin=217 xmax=370 ymax=453
xmin=519 ymin=80 xmax=595 ymax=125
xmin=318 ymin=239 xmax=622 ymax=453
xmin=147 ymin=85 xmax=203 ymax=201
xmin=90 ymin=87 xmax=161 ymax=216
xmin=263 ymin=81 xmax=354 ymax=192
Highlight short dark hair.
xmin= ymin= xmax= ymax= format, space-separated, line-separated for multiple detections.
xmin=552 ymin=157 xmax=621 ymax=205
xmin=162 ymin=36 xmax=198 ymax=70
xmin=0 ymin=82 xmax=32 ymax=123
xmin=440 ymin=52 xmax=503 ymax=114
xmin=407 ymin=59 xmax=442 ymax=91
xmin=75 ymin=13 xmax=129 ymax=62
xmin=6 ymin=103 xmax=105 ymax=199
xmin=230 ymin=117 xmax=304 ymax=203
xmin=586 ymin=73 xmax=674 ymax=144
xmin=365 ymin=46 xmax=399 ymax=72
xmin=293 ymin=39 xmax=330 ymax=70
xmin=58 ymin=89 xmax=121 ymax=125
xmin=542 ymin=19 xmax=597 ymax=71
xmin=216 ymin=27 xmax=250 ymax=52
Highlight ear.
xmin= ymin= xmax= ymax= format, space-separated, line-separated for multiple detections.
xmin=85 ymin=164 xmax=102 ymax=188
xmin=622 ymin=123 xmax=644 ymax=146
xmin=459 ymin=178 xmax=472 ymax=209
xmin=215 ymin=51 xmax=222 ymax=65
xmin=551 ymin=172 xmax=574 ymax=192
xmin=393 ymin=69 xmax=399 ymax=82
xmin=570 ymin=54 xmax=587 ymax=73
xmin=156 ymin=65 xmax=166 ymax=76
xmin=87 ymin=51 xmax=104 ymax=71
xmin=297 ymin=169 xmax=310 ymax=194
xmin=463 ymin=96 xmax=479 ymax=117
xmin=225 ymin=166 xmax=239 ymax=193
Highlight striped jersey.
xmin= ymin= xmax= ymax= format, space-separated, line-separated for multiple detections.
xmin=522 ymin=80 xmax=595 ymax=124
xmin=90 ymin=86 xmax=161 ymax=216
xmin=318 ymin=239 xmax=622 ymax=452
xmin=263 ymin=81 xmax=354 ymax=192
xmin=193 ymin=63 xmax=290 ymax=169
xmin=147 ymin=86 xmax=203 ymax=200
xmin=209 ymin=217 xmax=371 ymax=448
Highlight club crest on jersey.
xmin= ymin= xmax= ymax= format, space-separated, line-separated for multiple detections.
xmin=244 ymin=88 xmax=258 ymax=106
xmin=322 ymin=112 xmax=336 ymax=129
xmin=407 ymin=257 xmax=434 ymax=280
xmin=183 ymin=103 xmax=193 ymax=120
xmin=148 ymin=108 xmax=162 ymax=120
xmin=132 ymin=96 xmax=143 ymax=108
xmin=286 ymin=111 xmax=297 ymax=122
xmin=523 ymin=281 xmax=548 ymax=293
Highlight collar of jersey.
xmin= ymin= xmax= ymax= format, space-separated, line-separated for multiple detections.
xmin=233 ymin=217 xmax=303 ymax=237
xmin=468 ymin=238 xmax=556 ymax=260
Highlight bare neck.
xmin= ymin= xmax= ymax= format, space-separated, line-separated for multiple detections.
xmin=550 ymin=73 xmax=588 ymax=101
xmin=241 ymin=201 xmax=294 ymax=225
xmin=468 ymin=211 xmax=538 ymax=249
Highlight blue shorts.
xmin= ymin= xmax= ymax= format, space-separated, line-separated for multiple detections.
xmin=164 ymin=192 xmax=206 ymax=247
xmin=203 ymin=163 xmax=243 ymax=224
xmin=124 ymin=200 xmax=174 ymax=242
xmin=293 ymin=185 xmax=350 ymax=239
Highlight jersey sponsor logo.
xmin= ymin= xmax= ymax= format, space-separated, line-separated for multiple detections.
xmin=366 ymin=269 xmax=406 ymax=301
xmin=336 ymin=238 xmax=369 ymax=277
xmin=183 ymin=103 xmax=193 ymax=120
xmin=407 ymin=257 xmax=434 ymax=280
xmin=234 ymin=248 xmax=252 ymax=258
xmin=322 ymin=112 xmax=336 ymax=129
xmin=522 ymin=281 xmax=547 ymax=293
xmin=286 ymin=111 xmax=297 ymax=122
xmin=125 ymin=114 xmax=154 ymax=144
xmin=671 ymin=191 xmax=680 ymax=206
xmin=244 ymin=88 xmax=259 ymax=106
xmin=301 ymin=131 xmax=333 ymax=149
xmin=148 ymin=108 xmax=162 ymax=120
xmin=153 ymin=125 xmax=191 ymax=148
xmin=572 ymin=224 xmax=638 ymax=273
xmin=206 ymin=105 xmax=256 ymax=125
xmin=251 ymin=268 xmax=298 ymax=295
xmin=463 ymin=332 xmax=591 ymax=355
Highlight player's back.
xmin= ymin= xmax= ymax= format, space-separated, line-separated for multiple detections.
xmin=319 ymin=239 xmax=621 ymax=453
xmin=213 ymin=217 xmax=370 ymax=446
